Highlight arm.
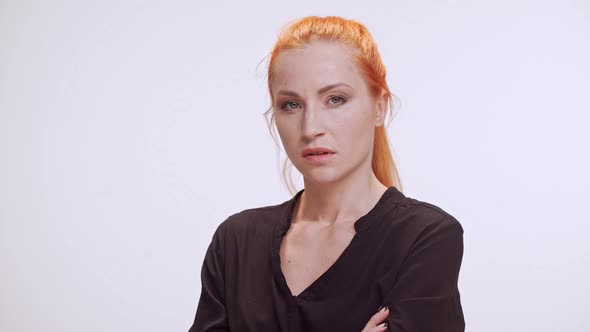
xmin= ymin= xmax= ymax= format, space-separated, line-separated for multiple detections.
xmin=188 ymin=224 xmax=229 ymax=332
xmin=383 ymin=217 xmax=465 ymax=332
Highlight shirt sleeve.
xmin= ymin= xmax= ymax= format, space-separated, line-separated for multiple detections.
xmin=383 ymin=217 xmax=465 ymax=332
xmin=188 ymin=222 xmax=229 ymax=332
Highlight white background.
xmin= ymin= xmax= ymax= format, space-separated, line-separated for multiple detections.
xmin=1 ymin=1 xmax=588 ymax=331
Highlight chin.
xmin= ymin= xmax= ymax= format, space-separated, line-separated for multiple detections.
xmin=299 ymin=168 xmax=343 ymax=184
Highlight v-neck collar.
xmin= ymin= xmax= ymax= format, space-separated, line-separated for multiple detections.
xmin=270 ymin=186 xmax=403 ymax=300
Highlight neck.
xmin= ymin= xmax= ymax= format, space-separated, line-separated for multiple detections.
xmin=294 ymin=171 xmax=388 ymax=227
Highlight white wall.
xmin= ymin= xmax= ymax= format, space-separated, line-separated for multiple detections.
xmin=1 ymin=1 xmax=588 ymax=331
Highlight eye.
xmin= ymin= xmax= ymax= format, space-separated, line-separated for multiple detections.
xmin=280 ymin=101 xmax=300 ymax=111
xmin=328 ymin=95 xmax=346 ymax=106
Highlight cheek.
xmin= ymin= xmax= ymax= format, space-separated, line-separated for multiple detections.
xmin=348 ymin=126 xmax=374 ymax=159
xmin=274 ymin=118 xmax=299 ymax=154
xmin=274 ymin=115 xmax=290 ymax=137
xmin=338 ymin=110 xmax=375 ymax=148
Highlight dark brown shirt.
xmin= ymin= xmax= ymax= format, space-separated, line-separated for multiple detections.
xmin=188 ymin=186 xmax=465 ymax=331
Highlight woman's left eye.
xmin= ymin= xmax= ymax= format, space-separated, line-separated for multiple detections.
xmin=328 ymin=96 xmax=346 ymax=105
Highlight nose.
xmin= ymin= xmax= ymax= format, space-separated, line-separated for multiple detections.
xmin=300 ymin=102 xmax=325 ymax=142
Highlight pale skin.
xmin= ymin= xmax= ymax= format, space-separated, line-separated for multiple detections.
xmin=271 ymin=38 xmax=392 ymax=331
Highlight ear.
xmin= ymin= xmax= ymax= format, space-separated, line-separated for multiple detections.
xmin=374 ymin=93 xmax=387 ymax=127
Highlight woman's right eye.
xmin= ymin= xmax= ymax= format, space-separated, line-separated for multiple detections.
xmin=281 ymin=101 xmax=300 ymax=111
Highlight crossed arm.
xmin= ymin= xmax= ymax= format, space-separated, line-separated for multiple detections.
xmin=188 ymin=217 xmax=464 ymax=332
xmin=363 ymin=218 xmax=465 ymax=331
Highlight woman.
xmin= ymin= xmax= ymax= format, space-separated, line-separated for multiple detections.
xmin=188 ymin=16 xmax=465 ymax=332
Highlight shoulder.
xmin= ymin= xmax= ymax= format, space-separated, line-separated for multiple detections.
xmin=378 ymin=191 xmax=465 ymax=263
xmin=386 ymin=190 xmax=464 ymax=237
xmin=212 ymin=199 xmax=288 ymax=238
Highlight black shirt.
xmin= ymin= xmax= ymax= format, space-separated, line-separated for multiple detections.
xmin=188 ymin=186 xmax=465 ymax=331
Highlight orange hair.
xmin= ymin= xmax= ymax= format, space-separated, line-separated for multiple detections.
xmin=261 ymin=15 xmax=403 ymax=195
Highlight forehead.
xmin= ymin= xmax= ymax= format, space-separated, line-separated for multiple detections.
xmin=271 ymin=40 xmax=364 ymax=90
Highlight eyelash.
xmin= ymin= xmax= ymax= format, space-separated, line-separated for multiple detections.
xmin=280 ymin=96 xmax=347 ymax=111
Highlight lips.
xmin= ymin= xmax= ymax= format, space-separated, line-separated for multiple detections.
xmin=302 ymin=147 xmax=336 ymax=157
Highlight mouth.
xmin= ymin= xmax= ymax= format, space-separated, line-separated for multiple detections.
xmin=304 ymin=151 xmax=334 ymax=157
xmin=302 ymin=148 xmax=336 ymax=157
xmin=302 ymin=151 xmax=336 ymax=163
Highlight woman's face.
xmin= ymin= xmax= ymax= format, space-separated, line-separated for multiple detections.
xmin=271 ymin=39 xmax=385 ymax=185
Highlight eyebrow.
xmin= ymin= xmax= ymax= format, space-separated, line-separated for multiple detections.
xmin=277 ymin=83 xmax=352 ymax=97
